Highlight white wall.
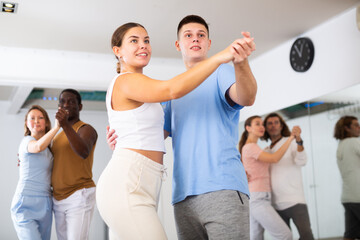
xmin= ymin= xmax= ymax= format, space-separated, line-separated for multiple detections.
xmin=0 ymin=101 xmax=24 ymax=239
xmin=0 ymin=46 xmax=185 ymax=91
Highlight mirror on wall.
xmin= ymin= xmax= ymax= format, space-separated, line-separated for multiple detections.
xmin=0 ymin=86 xmax=107 ymax=113
xmin=239 ymin=83 xmax=360 ymax=239
xmin=307 ymin=84 xmax=360 ymax=239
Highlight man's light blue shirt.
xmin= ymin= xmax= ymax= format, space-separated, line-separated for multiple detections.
xmin=163 ymin=64 xmax=249 ymax=204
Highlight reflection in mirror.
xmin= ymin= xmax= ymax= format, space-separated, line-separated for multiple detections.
xmin=0 ymin=85 xmax=107 ymax=114
xmin=239 ymin=105 xmax=315 ymax=239
xmin=239 ymin=83 xmax=360 ymax=240
xmin=308 ymin=84 xmax=360 ymax=240
xmin=23 ymin=88 xmax=107 ymax=111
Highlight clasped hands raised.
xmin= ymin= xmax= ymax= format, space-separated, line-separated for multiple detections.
xmin=291 ymin=126 xmax=302 ymax=141
xmin=216 ymin=32 xmax=256 ymax=64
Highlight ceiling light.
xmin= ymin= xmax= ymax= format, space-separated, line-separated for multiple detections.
xmin=1 ymin=2 xmax=17 ymax=13
xmin=4 ymin=3 xmax=13 ymax=8
xmin=3 ymin=8 xmax=13 ymax=12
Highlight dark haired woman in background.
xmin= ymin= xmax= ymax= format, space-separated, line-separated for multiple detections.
xmin=334 ymin=116 xmax=360 ymax=240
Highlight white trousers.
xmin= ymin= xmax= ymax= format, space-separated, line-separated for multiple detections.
xmin=96 ymin=148 xmax=167 ymax=240
xmin=53 ymin=187 xmax=96 ymax=240
xmin=250 ymin=192 xmax=292 ymax=240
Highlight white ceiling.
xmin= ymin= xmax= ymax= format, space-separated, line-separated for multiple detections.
xmin=0 ymin=0 xmax=360 ymax=111
xmin=1 ymin=0 xmax=359 ymax=58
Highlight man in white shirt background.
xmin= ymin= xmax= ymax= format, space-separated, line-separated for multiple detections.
xmin=262 ymin=112 xmax=314 ymax=240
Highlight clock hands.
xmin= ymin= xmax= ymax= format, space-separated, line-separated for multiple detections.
xmin=294 ymin=43 xmax=304 ymax=58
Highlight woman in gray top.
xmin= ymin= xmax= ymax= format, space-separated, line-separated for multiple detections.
xmin=334 ymin=115 xmax=360 ymax=240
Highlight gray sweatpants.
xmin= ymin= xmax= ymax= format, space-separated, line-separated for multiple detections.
xmin=174 ymin=190 xmax=249 ymax=240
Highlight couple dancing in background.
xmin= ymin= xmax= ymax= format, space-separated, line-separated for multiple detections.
xmin=11 ymin=89 xmax=98 ymax=240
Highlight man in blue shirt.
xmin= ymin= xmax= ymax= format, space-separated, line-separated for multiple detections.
xmin=108 ymin=15 xmax=257 ymax=239
xmin=163 ymin=15 xmax=257 ymax=240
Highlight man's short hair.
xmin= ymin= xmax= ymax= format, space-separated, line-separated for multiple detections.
xmin=60 ymin=89 xmax=82 ymax=105
xmin=177 ymin=15 xmax=209 ymax=38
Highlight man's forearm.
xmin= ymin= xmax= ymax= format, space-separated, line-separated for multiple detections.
xmin=232 ymin=60 xmax=257 ymax=106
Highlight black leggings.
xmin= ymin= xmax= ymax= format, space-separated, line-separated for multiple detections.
xmin=277 ymin=203 xmax=314 ymax=240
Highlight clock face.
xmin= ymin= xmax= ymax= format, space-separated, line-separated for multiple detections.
xmin=290 ymin=37 xmax=314 ymax=72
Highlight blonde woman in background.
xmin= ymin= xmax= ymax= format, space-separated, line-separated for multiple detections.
xmin=11 ymin=105 xmax=60 ymax=240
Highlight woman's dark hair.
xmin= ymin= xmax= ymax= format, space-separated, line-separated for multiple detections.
xmin=238 ymin=115 xmax=262 ymax=160
xmin=262 ymin=112 xmax=291 ymax=141
xmin=177 ymin=15 xmax=209 ymax=39
xmin=24 ymin=105 xmax=51 ymax=136
xmin=111 ymin=22 xmax=146 ymax=73
xmin=334 ymin=115 xmax=358 ymax=140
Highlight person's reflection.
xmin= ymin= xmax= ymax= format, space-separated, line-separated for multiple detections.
xmin=262 ymin=113 xmax=314 ymax=239
xmin=334 ymin=116 xmax=360 ymax=240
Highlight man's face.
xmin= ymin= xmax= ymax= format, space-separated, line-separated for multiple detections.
xmin=175 ymin=23 xmax=211 ymax=63
xmin=347 ymin=119 xmax=360 ymax=137
xmin=58 ymin=91 xmax=81 ymax=120
xmin=265 ymin=116 xmax=283 ymax=139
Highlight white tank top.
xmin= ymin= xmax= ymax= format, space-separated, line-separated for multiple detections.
xmin=106 ymin=73 xmax=166 ymax=152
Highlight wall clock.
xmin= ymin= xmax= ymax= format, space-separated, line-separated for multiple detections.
xmin=289 ymin=37 xmax=315 ymax=72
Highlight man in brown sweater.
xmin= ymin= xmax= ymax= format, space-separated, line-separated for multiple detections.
xmin=51 ymin=89 xmax=98 ymax=240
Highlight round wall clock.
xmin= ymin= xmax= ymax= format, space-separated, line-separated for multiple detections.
xmin=289 ymin=37 xmax=315 ymax=72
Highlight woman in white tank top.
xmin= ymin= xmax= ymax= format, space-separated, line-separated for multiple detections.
xmin=96 ymin=22 xmax=247 ymax=240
